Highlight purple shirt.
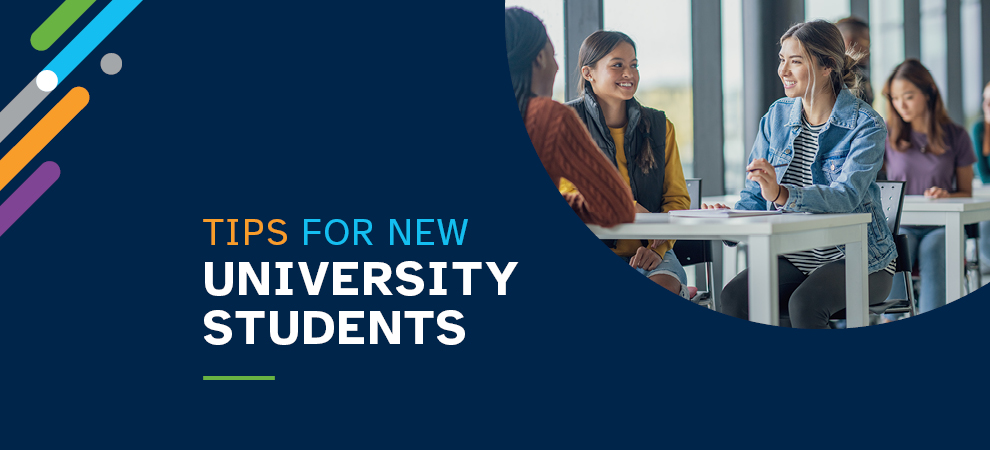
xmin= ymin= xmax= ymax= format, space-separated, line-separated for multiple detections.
xmin=884 ymin=122 xmax=976 ymax=195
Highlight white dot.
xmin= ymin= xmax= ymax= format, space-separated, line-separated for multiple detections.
xmin=36 ymin=70 xmax=58 ymax=92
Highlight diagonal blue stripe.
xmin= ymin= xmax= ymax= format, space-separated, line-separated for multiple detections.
xmin=43 ymin=0 xmax=143 ymax=86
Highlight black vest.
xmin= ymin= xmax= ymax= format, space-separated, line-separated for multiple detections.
xmin=565 ymin=90 xmax=667 ymax=213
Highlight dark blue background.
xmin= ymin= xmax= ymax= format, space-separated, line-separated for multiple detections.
xmin=0 ymin=1 xmax=986 ymax=446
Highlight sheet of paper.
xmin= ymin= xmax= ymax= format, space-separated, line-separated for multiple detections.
xmin=667 ymin=209 xmax=783 ymax=218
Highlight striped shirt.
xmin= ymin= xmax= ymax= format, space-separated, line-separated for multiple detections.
xmin=780 ymin=117 xmax=896 ymax=275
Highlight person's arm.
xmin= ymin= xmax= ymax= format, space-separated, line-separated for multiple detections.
xmin=951 ymin=126 xmax=977 ymax=197
xmin=735 ymin=110 xmax=774 ymax=211
xmin=951 ymin=165 xmax=974 ymax=197
xmin=659 ymin=120 xmax=691 ymax=214
xmin=649 ymin=119 xmax=690 ymax=257
xmin=977 ymin=122 xmax=989 ymax=157
xmin=554 ymin=107 xmax=636 ymax=227
xmin=972 ymin=122 xmax=990 ymax=182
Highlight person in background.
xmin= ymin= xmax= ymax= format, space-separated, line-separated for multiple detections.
xmin=974 ymin=82 xmax=990 ymax=274
xmin=705 ymin=20 xmax=895 ymax=328
xmin=505 ymin=8 xmax=635 ymax=228
xmin=836 ymin=17 xmax=873 ymax=106
xmin=882 ymin=59 xmax=976 ymax=313
xmin=836 ymin=16 xmax=883 ymax=180
xmin=560 ymin=30 xmax=692 ymax=298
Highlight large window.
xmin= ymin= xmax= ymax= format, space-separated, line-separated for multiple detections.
xmin=921 ymin=0 xmax=949 ymax=99
xmin=961 ymin=0 xmax=983 ymax=128
xmin=603 ymin=0 xmax=694 ymax=177
xmin=723 ymin=0 xmax=745 ymax=195
xmin=870 ymin=0 xmax=905 ymax=118
xmin=504 ymin=1 xmax=566 ymax=102
xmin=805 ymin=0 xmax=851 ymax=22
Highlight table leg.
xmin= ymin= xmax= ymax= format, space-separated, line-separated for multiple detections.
xmin=747 ymin=236 xmax=778 ymax=326
xmin=712 ymin=244 xmax=723 ymax=310
xmin=845 ymin=224 xmax=869 ymax=328
xmin=946 ymin=214 xmax=963 ymax=302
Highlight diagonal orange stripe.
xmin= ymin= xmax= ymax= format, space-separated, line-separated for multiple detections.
xmin=0 ymin=87 xmax=88 ymax=192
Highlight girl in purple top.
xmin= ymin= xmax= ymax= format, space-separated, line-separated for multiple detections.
xmin=883 ymin=59 xmax=976 ymax=313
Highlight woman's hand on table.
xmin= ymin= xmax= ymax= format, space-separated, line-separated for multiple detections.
xmin=629 ymin=246 xmax=661 ymax=270
xmin=924 ymin=186 xmax=950 ymax=198
xmin=701 ymin=202 xmax=730 ymax=210
xmin=632 ymin=203 xmax=666 ymax=259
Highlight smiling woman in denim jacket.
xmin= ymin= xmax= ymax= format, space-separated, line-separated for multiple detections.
xmin=703 ymin=20 xmax=896 ymax=328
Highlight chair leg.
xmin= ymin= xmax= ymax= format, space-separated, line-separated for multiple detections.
xmin=705 ymin=261 xmax=716 ymax=311
xmin=976 ymin=245 xmax=983 ymax=288
xmin=965 ymin=267 xmax=973 ymax=295
xmin=906 ymin=273 xmax=917 ymax=317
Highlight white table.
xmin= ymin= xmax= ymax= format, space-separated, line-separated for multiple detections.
xmin=587 ymin=212 xmax=874 ymax=327
xmin=899 ymin=196 xmax=990 ymax=302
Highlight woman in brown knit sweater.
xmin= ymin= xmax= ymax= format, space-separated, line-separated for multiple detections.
xmin=505 ymin=7 xmax=635 ymax=228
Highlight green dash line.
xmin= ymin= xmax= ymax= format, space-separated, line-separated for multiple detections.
xmin=31 ymin=0 xmax=98 ymax=51
xmin=203 ymin=376 xmax=275 ymax=381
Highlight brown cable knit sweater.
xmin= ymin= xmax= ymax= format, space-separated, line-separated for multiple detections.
xmin=525 ymin=97 xmax=635 ymax=227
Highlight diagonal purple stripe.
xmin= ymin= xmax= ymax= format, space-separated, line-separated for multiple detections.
xmin=0 ymin=161 xmax=60 ymax=237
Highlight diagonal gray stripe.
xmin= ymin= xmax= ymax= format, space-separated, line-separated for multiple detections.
xmin=0 ymin=77 xmax=51 ymax=147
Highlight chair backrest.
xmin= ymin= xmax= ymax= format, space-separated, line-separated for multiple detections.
xmin=965 ymin=223 xmax=980 ymax=239
xmin=876 ymin=181 xmax=905 ymax=234
xmin=685 ymin=178 xmax=701 ymax=210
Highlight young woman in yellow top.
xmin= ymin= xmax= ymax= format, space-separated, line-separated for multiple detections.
xmin=560 ymin=30 xmax=691 ymax=298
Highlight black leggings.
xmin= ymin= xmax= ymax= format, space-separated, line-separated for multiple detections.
xmin=719 ymin=257 xmax=894 ymax=329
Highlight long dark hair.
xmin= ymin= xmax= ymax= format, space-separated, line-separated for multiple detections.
xmin=576 ymin=30 xmax=655 ymax=173
xmin=779 ymin=20 xmax=865 ymax=104
xmin=505 ymin=8 xmax=547 ymax=117
xmin=882 ymin=59 xmax=952 ymax=156
xmin=983 ymin=81 xmax=990 ymax=158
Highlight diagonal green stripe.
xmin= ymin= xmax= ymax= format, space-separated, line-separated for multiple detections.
xmin=30 ymin=0 xmax=98 ymax=51
xmin=203 ymin=376 xmax=275 ymax=381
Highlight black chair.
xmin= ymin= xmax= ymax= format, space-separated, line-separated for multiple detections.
xmin=674 ymin=178 xmax=716 ymax=310
xmin=832 ymin=181 xmax=916 ymax=324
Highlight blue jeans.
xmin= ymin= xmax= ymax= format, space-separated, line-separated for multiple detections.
xmin=888 ymin=226 xmax=946 ymax=313
xmin=621 ymin=249 xmax=689 ymax=297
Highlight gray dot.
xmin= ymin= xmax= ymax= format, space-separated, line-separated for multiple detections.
xmin=101 ymin=53 xmax=122 ymax=75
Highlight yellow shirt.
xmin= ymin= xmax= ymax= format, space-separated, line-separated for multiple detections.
xmin=560 ymin=119 xmax=690 ymax=258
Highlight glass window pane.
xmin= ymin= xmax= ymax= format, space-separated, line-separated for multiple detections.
xmin=921 ymin=0 xmax=948 ymax=98
xmin=870 ymin=0 xmax=905 ymax=118
xmin=805 ymin=0 xmax=851 ymax=22
xmin=723 ymin=0 xmax=745 ymax=195
xmin=603 ymin=0 xmax=694 ymax=178
xmin=504 ymin=1 xmax=566 ymax=102
xmin=961 ymin=0 xmax=983 ymax=129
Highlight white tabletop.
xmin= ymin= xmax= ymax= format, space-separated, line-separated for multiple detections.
xmin=588 ymin=212 xmax=871 ymax=239
xmin=586 ymin=212 xmax=873 ymax=327
xmin=902 ymin=195 xmax=990 ymax=212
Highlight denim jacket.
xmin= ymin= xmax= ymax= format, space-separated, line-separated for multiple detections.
xmin=735 ymin=89 xmax=896 ymax=273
